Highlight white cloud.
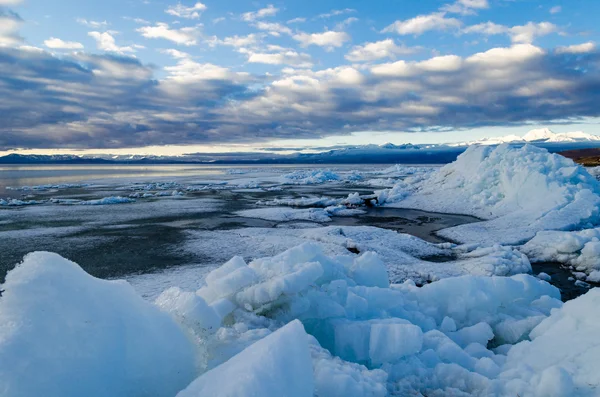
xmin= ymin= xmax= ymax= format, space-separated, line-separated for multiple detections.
xmin=254 ymin=21 xmax=292 ymax=36
xmin=0 ymin=0 xmax=23 ymax=5
xmin=465 ymin=43 xmax=545 ymax=67
xmin=335 ymin=17 xmax=358 ymax=30
xmin=555 ymin=42 xmax=596 ymax=54
xmin=160 ymin=48 xmax=191 ymax=59
xmin=293 ymin=31 xmax=350 ymax=49
xmin=441 ymin=0 xmax=489 ymax=15
xmin=248 ymin=50 xmax=313 ymax=67
xmin=316 ymin=8 xmax=356 ymax=19
xmin=220 ymin=33 xmax=260 ymax=47
xmin=88 ymin=31 xmax=137 ymax=53
xmin=463 ymin=21 xmax=558 ymax=43
xmin=550 ymin=5 xmax=562 ymax=14
xmin=44 ymin=37 xmax=84 ymax=50
xmin=213 ymin=17 xmax=225 ymax=24
xmin=287 ymin=17 xmax=306 ymax=24
xmin=137 ymin=23 xmax=200 ymax=45
xmin=0 ymin=12 xmax=23 ymax=47
xmin=382 ymin=13 xmax=462 ymax=36
xmin=242 ymin=5 xmax=278 ymax=22
xmin=165 ymin=2 xmax=207 ymax=19
xmin=76 ymin=18 xmax=108 ymax=28
xmin=345 ymin=39 xmax=417 ymax=62
xmin=417 ymin=55 xmax=462 ymax=72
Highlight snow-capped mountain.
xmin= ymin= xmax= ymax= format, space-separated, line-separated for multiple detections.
xmin=454 ymin=128 xmax=600 ymax=146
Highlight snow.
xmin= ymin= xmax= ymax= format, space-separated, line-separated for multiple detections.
xmin=0 ymin=198 xmax=44 ymax=206
xmin=0 ymin=252 xmax=197 ymax=397
xmin=380 ymin=144 xmax=600 ymax=245
xmin=521 ymin=228 xmax=600 ymax=282
xmin=176 ymin=320 xmax=314 ymax=397
xmin=5 ymin=243 xmax=600 ymax=396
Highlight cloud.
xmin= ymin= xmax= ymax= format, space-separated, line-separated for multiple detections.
xmin=242 ymin=5 xmax=278 ymax=22
xmin=335 ymin=17 xmax=358 ymax=30
xmin=165 ymin=2 xmax=207 ymax=19
xmin=247 ymin=48 xmax=313 ymax=67
xmin=160 ymin=48 xmax=191 ymax=59
xmin=1 ymin=42 xmax=600 ymax=150
xmin=76 ymin=18 xmax=108 ymax=28
xmin=550 ymin=5 xmax=562 ymax=14
xmin=293 ymin=30 xmax=350 ymax=49
xmin=254 ymin=21 xmax=292 ymax=36
xmin=44 ymin=37 xmax=84 ymax=50
xmin=556 ymin=42 xmax=595 ymax=54
xmin=88 ymin=31 xmax=138 ymax=53
xmin=136 ymin=23 xmax=200 ymax=45
xmin=219 ymin=33 xmax=261 ymax=47
xmin=382 ymin=13 xmax=462 ymax=36
xmin=316 ymin=8 xmax=356 ymax=19
xmin=0 ymin=11 xmax=23 ymax=47
xmin=0 ymin=0 xmax=23 ymax=5
xmin=345 ymin=39 xmax=418 ymax=62
xmin=463 ymin=21 xmax=558 ymax=43
xmin=287 ymin=17 xmax=306 ymax=24
xmin=441 ymin=0 xmax=489 ymax=15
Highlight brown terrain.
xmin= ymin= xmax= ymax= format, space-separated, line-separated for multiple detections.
xmin=559 ymin=148 xmax=600 ymax=166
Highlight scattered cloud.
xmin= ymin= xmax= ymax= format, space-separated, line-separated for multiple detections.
xmin=463 ymin=21 xmax=558 ymax=43
xmin=550 ymin=5 xmax=562 ymax=14
xmin=247 ymin=48 xmax=313 ymax=67
xmin=441 ymin=0 xmax=489 ymax=15
xmin=242 ymin=5 xmax=278 ymax=22
xmin=0 ymin=11 xmax=23 ymax=47
xmin=160 ymin=48 xmax=191 ymax=59
xmin=335 ymin=17 xmax=358 ymax=30
xmin=136 ymin=23 xmax=200 ymax=45
xmin=88 ymin=31 xmax=138 ymax=53
xmin=287 ymin=17 xmax=306 ymax=24
xmin=293 ymin=30 xmax=350 ymax=49
xmin=0 ymin=0 xmax=24 ymax=5
xmin=212 ymin=17 xmax=225 ymax=24
xmin=254 ymin=21 xmax=292 ymax=36
xmin=44 ymin=37 xmax=84 ymax=50
xmin=316 ymin=8 xmax=356 ymax=19
xmin=345 ymin=39 xmax=418 ymax=62
xmin=382 ymin=13 xmax=462 ymax=36
xmin=165 ymin=2 xmax=207 ymax=19
xmin=556 ymin=42 xmax=595 ymax=54
xmin=76 ymin=18 xmax=108 ymax=28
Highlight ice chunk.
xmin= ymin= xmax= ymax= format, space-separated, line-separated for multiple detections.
xmin=0 ymin=252 xmax=197 ymax=397
xmin=176 ymin=320 xmax=314 ymax=397
xmin=155 ymin=287 xmax=221 ymax=336
xmin=369 ymin=323 xmax=423 ymax=365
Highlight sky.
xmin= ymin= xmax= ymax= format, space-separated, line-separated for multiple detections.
xmin=1 ymin=0 xmax=600 ymax=155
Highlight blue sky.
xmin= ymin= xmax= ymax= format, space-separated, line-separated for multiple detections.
xmin=2 ymin=0 xmax=600 ymax=154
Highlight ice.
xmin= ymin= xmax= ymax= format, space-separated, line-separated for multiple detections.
xmin=522 ymin=228 xmax=600 ymax=281
xmin=176 ymin=320 xmax=314 ymax=397
xmin=378 ymin=144 xmax=600 ymax=245
xmin=280 ymin=169 xmax=342 ymax=185
xmin=0 ymin=252 xmax=197 ymax=397
xmin=236 ymin=207 xmax=334 ymax=222
xmin=0 ymin=198 xmax=44 ymax=206
xmin=6 ymin=244 xmax=599 ymax=396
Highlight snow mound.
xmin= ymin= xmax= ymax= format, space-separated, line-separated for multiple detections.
xmin=0 ymin=198 xmax=44 ymax=206
xmin=0 ymin=252 xmax=197 ymax=397
xmin=382 ymin=144 xmax=600 ymax=244
xmin=280 ymin=169 xmax=342 ymax=185
xmin=521 ymin=228 xmax=600 ymax=282
xmin=176 ymin=320 xmax=313 ymax=397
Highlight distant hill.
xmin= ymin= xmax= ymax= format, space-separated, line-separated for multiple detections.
xmin=559 ymin=148 xmax=600 ymax=166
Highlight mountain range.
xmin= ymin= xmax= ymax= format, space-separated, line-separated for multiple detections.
xmin=2 ymin=128 xmax=600 ymax=165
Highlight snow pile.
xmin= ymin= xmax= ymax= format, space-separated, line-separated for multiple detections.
xmin=280 ymin=169 xmax=342 ymax=185
xmin=521 ymin=228 xmax=600 ymax=282
xmin=176 ymin=320 xmax=314 ymax=397
xmin=236 ymin=206 xmax=365 ymax=223
xmin=0 ymin=198 xmax=44 ymax=206
xmin=0 ymin=252 xmax=197 ymax=397
xmin=381 ymin=144 xmax=600 ymax=245
xmin=256 ymin=193 xmax=364 ymax=209
xmin=160 ymin=243 xmax=588 ymax=396
xmin=4 ymin=247 xmax=600 ymax=396
xmin=50 ymin=196 xmax=136 ymax=205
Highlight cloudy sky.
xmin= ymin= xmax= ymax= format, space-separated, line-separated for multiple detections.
xmin=1 ymin=0 xmax=600 ymax=155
